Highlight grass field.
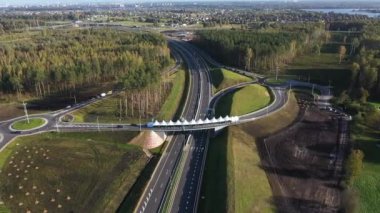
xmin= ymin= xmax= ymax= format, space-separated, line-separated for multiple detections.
xmin=285 ymin=53 xmax=351 ymax=94
xmin=71 ymin=94 xmax=150 ymax=124
xmin=72 ymin=70 xmax=186 ymax=123
xmin=156 ymin=69 xmax=186 ymax=120
xmin=0 ymin=81 xmax=117 ymax=121
xmin=265 ymin=78 xmax=288 ymax=84
xmin=210 ymin=68 xmax=252 ymax=93
xmin=352 ymin=122 xmax=380 ymax=213
xmin=11 ymin=118 xmax=46 ymax=130
xmin=0 ymin=131 xmax=147 ymax=213
xmin=215 ymin=84 xmax=271 ymax=117
xmin=199 ymin=92 xmax=299 ymax=213
xmin=0 ymin=103 xmax=48 ymax=122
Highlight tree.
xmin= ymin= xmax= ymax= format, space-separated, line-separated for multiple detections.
xmin=244 ymin=47 xmax=253 ymax=71
xmin=345 ymin=149 xmax=364 ymax=187
xmin=350 ymin=37 xmax=360 ymax=55
xmin=339 ymin=45 xmax=347 ymax=64
xmin=312 ymin=44 xmax=321 ymax=55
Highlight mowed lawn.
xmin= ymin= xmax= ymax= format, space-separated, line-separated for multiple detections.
xmin=215 ymin=84 xmax=271 ymax=117
xmin=352 ymin=124 xmax=380 ymax=213
xmin=210 ymin=68 xmax=252 ymax=93
xmin=200 ymin=92 xmax=299 ymax=213
xmin=11 ymin=118 xmax=46 ymax=130
xmin=0 ymin=131 xmax=147 ymax=213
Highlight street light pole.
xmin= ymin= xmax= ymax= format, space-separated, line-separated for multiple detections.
xmin=56 ymin=118 xmax=59 ymax=133
xmin=22 ymin=101 xmax=30 ymax=124
xmin=97 ymin=116 xmax=100 ymax=132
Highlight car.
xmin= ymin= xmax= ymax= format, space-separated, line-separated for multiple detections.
xmin=116 ymin=125 xmax=123 ymax=128
xmin=11 ymin=131 xmax=21 ymax=134
xmin=66 ymin=105 xmax=71 ymax=109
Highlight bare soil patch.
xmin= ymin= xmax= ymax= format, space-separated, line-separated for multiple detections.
xmin=257 ymin=93 xmax=344 ymax=212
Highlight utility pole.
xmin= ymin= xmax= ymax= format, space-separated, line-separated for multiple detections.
xmin=97 ymin=116 xmax=100 ymax=132
xmin=23 ymin=101 xmax=30 ymax=124
xmin=74 ymin=95 xmax=77 ymax=105
xmin=275 ymin=65 xmax=279 ymax=81
xmin=56 ymin=118 xmax=59 ymax=133
xmin=139 ymin=115 xmax=142 ymax=132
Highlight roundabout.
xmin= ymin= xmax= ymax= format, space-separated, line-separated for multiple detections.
xmin=9 ymin=117 xmax=48 ymax=132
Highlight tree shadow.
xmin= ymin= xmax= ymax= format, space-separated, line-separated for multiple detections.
xmin=210 ymin=68 xmax=225 ymax=89
xmin=270 ymin=196 xmax=339 ymax=213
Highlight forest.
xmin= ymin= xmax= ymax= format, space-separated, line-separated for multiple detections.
xmin=192 ymin=28 xmax=327 ymax=72
xmin=0 ymin=28 xmax=172 ymax=98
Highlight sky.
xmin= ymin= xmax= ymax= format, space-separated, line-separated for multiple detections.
xmin=2 ymin=0 xmax=378 ymax=7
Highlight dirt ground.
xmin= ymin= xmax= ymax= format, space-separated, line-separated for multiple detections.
xmin=257 ymin=93 xmax=346 ymax=213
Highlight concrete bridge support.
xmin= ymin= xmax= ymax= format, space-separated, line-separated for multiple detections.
xmin=212 ymin=125 xmax=228 ymax=137
xmin=144 ymin=131 xmax=167 ymax=149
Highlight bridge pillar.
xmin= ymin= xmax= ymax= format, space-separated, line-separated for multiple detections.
xmin=144 ymin=131 xmax=167 ymax=149
xmin=212 ymin=125 xmax=228 ymax=137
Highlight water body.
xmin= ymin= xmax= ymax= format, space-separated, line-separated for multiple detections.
xmin=303 ymin=9 xmax=380 ymax=18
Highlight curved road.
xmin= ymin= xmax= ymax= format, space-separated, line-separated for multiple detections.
xmin=0 ymin=34 xmax=328 ymax=213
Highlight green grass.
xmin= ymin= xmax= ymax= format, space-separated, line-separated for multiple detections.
xmin=0 ymin=205 xmax=10 ymax=213
xmin=265 ymin=78 xmax=288 ymax=84
xmin=11 ymin=118 xmax=46 ymax=130
xmin=199 ymin=92 xmax=299 ymax=213
xmin=352 ymin=124 xmax=380 ymax=213
xmin=71 ymin=94 xmax=144 ymax=124
xmin=0 ymin=131 xmax=147 ymax=212
xmin=157 ymin=69 xmax=186 ymax=120
xmin=72 ymin=70 xmax=187 ymax=123
xmin=210 ymin=68 xmax=252 ymax=93
xmin=285 ymin=53 xmax=351 ymax=94
xmin=215 ymin=84 xmax=271 ymax=117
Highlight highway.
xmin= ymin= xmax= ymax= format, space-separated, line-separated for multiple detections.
xmin=161 ymin=40 xmax=212 ymax=213
xmin=0 ymin=33 xmax=332 ymax=213
xmin=135 ymin=39 xmax=211 ymax=213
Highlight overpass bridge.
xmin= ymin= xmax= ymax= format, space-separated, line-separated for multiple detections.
xmin=56 ymin=116 xmax=240 ymax=132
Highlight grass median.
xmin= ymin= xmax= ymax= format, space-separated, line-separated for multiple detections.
xmin=0 ymin=131 xmax=147 ymax=213
xmin=11 ymin=118 xmax=46 ymax=131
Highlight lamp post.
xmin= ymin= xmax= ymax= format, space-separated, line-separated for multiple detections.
xmin=139 ymin=115 xmax=142 ymax=132
xmin=97 ymin=116 xmax=100 ymax=132
xmin=22 ymin=101 xmax=30 ymax=124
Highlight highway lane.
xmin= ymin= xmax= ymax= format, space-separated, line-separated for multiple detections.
xmin=164 ymin=40 xmax=212 ymax=213
xmin=135 ymin=39 xmax=206 ymax=213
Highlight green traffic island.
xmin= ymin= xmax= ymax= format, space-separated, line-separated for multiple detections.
xmin=215 ymin=84 xmax=272 ymax=117
xmin=11 ymin=118 xmax=47 ymax=131
xmin=210 ymin=68 xmax=253 ymax=94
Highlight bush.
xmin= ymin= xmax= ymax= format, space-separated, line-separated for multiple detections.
xmin=340 ymin=188 xmax=359 ymax=213
xmin=345 ymin=149 xmax=365 ymax=187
